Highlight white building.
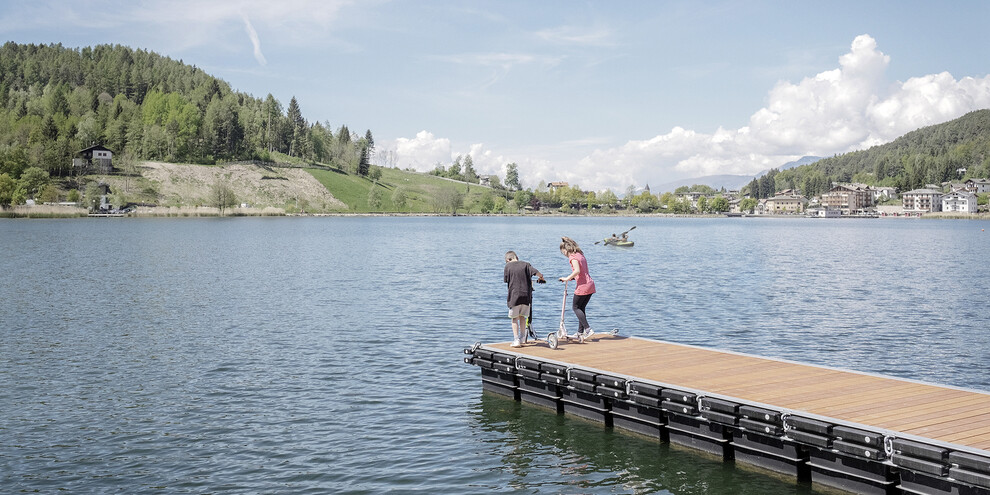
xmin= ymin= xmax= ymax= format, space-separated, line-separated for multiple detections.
xmin=806 ymin=207 xmax=841 ymax=218
xmin=902 ymin=189 xmax=943 ymax=213
xmin=765 ymin=194 xmax=808 ymax=214
xmin=942 ymin=191 xmax=978 ymax=213
xmin=869 ymin=186 xmax=897 ymax=202
xmin=965 ymin=178 xmax=990 ymax=194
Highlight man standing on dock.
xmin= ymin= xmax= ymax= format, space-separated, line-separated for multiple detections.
xmin=504 ymin=251 xmax=546 ymax=347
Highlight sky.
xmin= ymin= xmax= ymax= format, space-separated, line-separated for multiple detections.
xmin=3 ymin=1 xmax=990 ymax=192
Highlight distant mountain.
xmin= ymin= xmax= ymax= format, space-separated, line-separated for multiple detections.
xmin=754 ymin=155 xmax=822 ymax=177
xmin=653 ymin=156 xmax=822 ymax=193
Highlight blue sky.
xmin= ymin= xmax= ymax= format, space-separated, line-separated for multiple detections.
xmin=3 ymin=1 xmax=990 ymax=191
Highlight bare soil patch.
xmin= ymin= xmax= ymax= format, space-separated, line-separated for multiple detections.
xmin=140 ymin=161 xmax=346 ymax=211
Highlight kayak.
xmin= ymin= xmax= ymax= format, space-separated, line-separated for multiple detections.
xmin=603 ymin=239 xmax=634 ymax=247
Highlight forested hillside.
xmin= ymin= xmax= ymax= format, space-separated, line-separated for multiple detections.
xmin=747 ymin=109 xmax=990 ymax=198
xmin=0 ymin=42 xmax=370 ymax=178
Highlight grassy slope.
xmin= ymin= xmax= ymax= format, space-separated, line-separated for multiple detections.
xmin=307 ymin=168 xmax=377 ymax=210
xmin=67 ymin=159 xmax=494 ymax=214
xmin=308 ymin=167 xmax=495 ymax=213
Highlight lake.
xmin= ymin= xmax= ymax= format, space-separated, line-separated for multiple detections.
xmin=2 ymin=216 xmax=989 ymax=493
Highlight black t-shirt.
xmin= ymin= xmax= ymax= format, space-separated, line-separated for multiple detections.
xmin=504 ymin=261 xmax=539 ymax=308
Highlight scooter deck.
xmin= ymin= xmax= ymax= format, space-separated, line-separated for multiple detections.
xmin=557 ymin=328 xmax=620 ymax=343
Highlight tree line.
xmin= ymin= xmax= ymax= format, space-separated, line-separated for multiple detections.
xmin=0 ymin=42 xmax=376 ymax=205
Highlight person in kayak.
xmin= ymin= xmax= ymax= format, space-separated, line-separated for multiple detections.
xmin=558 ymin=236 xmax=596 ymax=340
xmin=504 ymin=251 xmax=546 ymax=347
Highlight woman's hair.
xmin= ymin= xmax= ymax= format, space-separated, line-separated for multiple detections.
xmin=560 ymin=236 xmax=583 ymax=255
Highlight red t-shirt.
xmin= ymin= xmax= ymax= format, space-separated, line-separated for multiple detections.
xmin=568 ymin=252 xmax=596 ymax=295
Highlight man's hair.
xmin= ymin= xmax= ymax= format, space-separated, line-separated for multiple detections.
xmin=505 ymin=251 xmax=518 ymax=262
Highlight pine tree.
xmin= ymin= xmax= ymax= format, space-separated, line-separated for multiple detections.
xmin=505 ymin=163 xmax=520 ymax=191
xmin=262 ymin=94 xmax=282 ymax=153
xmin=358 ymin=145 xmax=370 ymax=176
xmin=364 ymin=129 xmax=375 ymax=164
xmin=41 ymin=115 xmax=59 ymax=141
xmin=286 ymin=96 xmax=305 ymax=157
xmin=463 ymin=155 xmax=478 ymax=183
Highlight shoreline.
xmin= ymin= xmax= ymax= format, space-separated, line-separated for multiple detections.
xmin=3 ymin=205 xmax=989 ymax=220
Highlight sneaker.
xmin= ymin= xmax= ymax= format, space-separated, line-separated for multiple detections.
xmin=511 ymin=339 xmax=522 ymax=348
xmin=584 ymin=328 xmax=595 ymax=339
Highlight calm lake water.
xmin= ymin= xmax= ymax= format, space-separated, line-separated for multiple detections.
xmin=3 ymin=216 xmax=989 ymax=493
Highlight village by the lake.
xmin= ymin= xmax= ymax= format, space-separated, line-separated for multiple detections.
xmin=6 ymin=144 xmax=989 ymax=219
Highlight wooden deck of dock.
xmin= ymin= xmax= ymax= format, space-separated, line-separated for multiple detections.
xmin=466 ymin=334 xmax=990 ymax=495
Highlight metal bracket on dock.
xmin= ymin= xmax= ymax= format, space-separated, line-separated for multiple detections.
xmin=883 ymin=435 xmax=894 ymax=458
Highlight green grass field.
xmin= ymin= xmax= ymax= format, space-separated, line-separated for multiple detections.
xmin=308 ymin=166 xmax=497 ymax=213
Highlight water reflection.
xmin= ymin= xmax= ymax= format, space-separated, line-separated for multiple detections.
xmin=469 ymin=393 xmax=821 ymax=494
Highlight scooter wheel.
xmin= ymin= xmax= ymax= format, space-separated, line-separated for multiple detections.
xmin=547 ymin=333 xmax=558 ymax=350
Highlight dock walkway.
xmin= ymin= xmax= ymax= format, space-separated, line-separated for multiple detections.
xmin=464 ymin=335 xmax=990 ymax=495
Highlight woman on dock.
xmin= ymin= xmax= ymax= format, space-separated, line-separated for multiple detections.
xmin=558 ymin=236 xmax=596 ymax=340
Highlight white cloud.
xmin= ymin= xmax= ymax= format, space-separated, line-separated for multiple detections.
xmin=867 ymin=72 xmax=990 ymax=142
xmin=390 ymin=34 xmax=990 ymax=192
xmin=536 ymin=25 xmax=615 ymax=47
xmin=394 ymin=131 xmax=452 ymax=170
xmin=241 ymin=13 xmax=267 ymax=66
xmin=560 ymin=34 xmax=990 ymax=191
xmin=390 ymin=134 xmax=565 ymax=190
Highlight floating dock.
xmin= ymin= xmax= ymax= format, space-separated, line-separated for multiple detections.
xmin=463 ymin=335 xmax=990 ymax=495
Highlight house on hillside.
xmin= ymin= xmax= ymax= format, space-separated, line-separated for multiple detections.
xmin=547 ymin=181 xmax=569 ymax=191
xmin=942 ymin=191 xmax=978 ymax=213
xmin=92 ymin=183 xmax=113 ymax=211
xmin=902 ymin=189 xmax=943 ymax=213
xmin=479 ymin=175 xmax=496 ymax=187
xmin=73 ymin=145 xmax=114 ymax=174
xmin=965 ymin=178 xmax=990 ymax=194
xmin=869 ymin=186 xmax=897 ymax=202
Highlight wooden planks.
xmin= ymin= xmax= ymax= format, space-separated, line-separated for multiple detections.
xmin=489 ymin=335 xmax=990 ymax=452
